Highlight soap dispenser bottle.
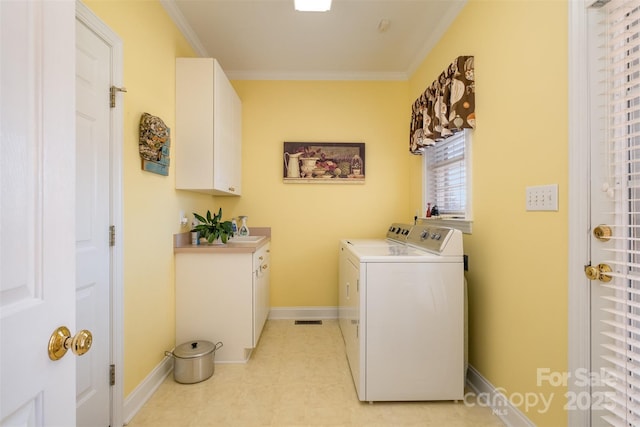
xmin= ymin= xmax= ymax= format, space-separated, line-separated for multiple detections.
xmin=238 ymin=216 xmax=249 ymax=236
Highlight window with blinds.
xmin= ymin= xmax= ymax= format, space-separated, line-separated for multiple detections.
xmin=423 ymin=130 xmax=470 ymax=218
xmin=598 ymin=0 xmax=640 ymax=425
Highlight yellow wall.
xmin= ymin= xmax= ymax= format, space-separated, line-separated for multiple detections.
xmin=408 ymin=1 xmax=568 ymax=424
xmin=219 ymin=80 xmax=410 ymax=306
xmin=82 ymin=0 xmax=213 ymax=397
xmin=85 ymin=1 xmax=570 ymax=424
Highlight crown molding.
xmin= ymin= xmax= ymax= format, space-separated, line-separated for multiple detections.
xmin=226 ymin=70 xmax=408 ymax=81
xmin=406 ymin=0 xmax=467 ymax=77
xmin=160 ymin=0 xmax=209 ymax=57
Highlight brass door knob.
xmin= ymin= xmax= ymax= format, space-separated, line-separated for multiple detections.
xmin=594 ymin=225 xmax=613 ymax=242
xmin=585 ymin=265 xmax=600 ymax=281
xmin=48 ymin=326 xmax=93 ymax=361
xmin=584 ymin=263 xmax=613 ymax=283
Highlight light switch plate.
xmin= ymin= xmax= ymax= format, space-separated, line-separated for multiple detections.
xmin=526 ymin=184 xmax=558 ymax=211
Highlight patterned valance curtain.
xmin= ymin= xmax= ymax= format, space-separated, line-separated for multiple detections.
xmin=410 ymin=56 xmax=475 ymax=154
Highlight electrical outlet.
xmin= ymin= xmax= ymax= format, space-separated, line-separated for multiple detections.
xmin=179 ymin=210 xmax=188 ymax=227
xmin=526 ymin=184 xmax=558 ymax=211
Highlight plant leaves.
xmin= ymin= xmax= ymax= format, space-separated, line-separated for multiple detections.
xmin=193 ymin=212 xmax=206 ymax=224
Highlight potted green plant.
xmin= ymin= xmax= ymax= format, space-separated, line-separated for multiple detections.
xmin=192 ymin=208 xmax=234 ymax=244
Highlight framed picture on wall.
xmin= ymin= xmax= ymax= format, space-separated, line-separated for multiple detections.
xmin=283 ymin=142 xmax=365 ymax=183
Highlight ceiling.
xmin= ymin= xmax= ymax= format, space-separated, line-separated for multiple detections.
xmin=161 ymin=0 xmax=467 ymax=80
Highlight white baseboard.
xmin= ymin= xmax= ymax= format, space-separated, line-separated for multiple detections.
xmin=466 ymin=365 xmax=535 ymax=427
xmin=123 ymin=356 xmax=173 ymax=425
xmin=268 ymin=306 xmax=338 ymax=320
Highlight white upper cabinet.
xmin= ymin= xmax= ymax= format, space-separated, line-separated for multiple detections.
xmin=175 ymin=58 xmax=242 ymax=195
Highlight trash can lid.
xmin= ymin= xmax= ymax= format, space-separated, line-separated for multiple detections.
xmin=173 ymin=340 xmax=215 ymax=359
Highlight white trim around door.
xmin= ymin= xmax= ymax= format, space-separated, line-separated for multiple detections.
xmin=75 ymin=2 xmax=125 ymax=426
xmin=568 ymin=1 xmax=591 ymax=425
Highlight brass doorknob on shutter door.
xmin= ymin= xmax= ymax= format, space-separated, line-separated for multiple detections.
xmin=48 ymin=326 xmax=93 ymax=361
xmin=585 ymin=265 xmax=600 ymax=280
xmin=584 ymin=263 xmax=613 ymax=283
xmin=594 ymin=225 xmax=613 ymax=242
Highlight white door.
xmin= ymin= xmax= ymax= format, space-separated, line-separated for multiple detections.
xmin=0 ymin=1 xmax=78 ymax=426
xmin=75 ymin=17 xmax=112 ymax=427
xmin=587 ymin=0 xmax=640 ymax=425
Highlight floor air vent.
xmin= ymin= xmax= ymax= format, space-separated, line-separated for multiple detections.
xmin=294 ymin=320 xmax=323 ymax=325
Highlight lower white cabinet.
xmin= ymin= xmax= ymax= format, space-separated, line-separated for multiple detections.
xmin=175 ymin=243 xmax=270 ymax=362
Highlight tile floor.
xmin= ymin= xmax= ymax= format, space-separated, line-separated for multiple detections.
xmin=126 ymin=320 xmax=504 ymax=427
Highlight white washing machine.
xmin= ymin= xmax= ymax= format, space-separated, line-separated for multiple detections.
xmin=338 ymin=224 xmax=464 ymax=402
xmin=342 ymin=222 xmax=414 ymax=246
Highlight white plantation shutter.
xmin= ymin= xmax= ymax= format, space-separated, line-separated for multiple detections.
xmin=599 ymin=0 xmax=640 ymax=425
xmin=425 ymin=131 xmax=467 ymax=217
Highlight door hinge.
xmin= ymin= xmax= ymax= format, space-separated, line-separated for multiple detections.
xmin=110 ymin=364 xmax=116 ymax=386
xmin=109 ymin=85 xmax=127 ymax=108
xmin=109 ymin=225 xmax=116 ymax=247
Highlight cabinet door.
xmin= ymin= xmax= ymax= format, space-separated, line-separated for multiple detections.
xmin=176 ymin=58 xmax=215 ymax=191
xmin=230 ymin=88 xmax=242 ymax=194
xmin=212 ymin=60 xmax=242 ymax=195
xmin=175 ymin=253 xmax=253 ymax=363
xmin=253 ymin=244 xmax=270 ymax=345
xmin=213 ymin=60 xmax=231 ymax=193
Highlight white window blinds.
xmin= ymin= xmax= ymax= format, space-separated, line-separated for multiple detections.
xmin=599 ymin=0 xmax=640 ymax=425
xmin=425 ymin=131 xmax=467 ymax=217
